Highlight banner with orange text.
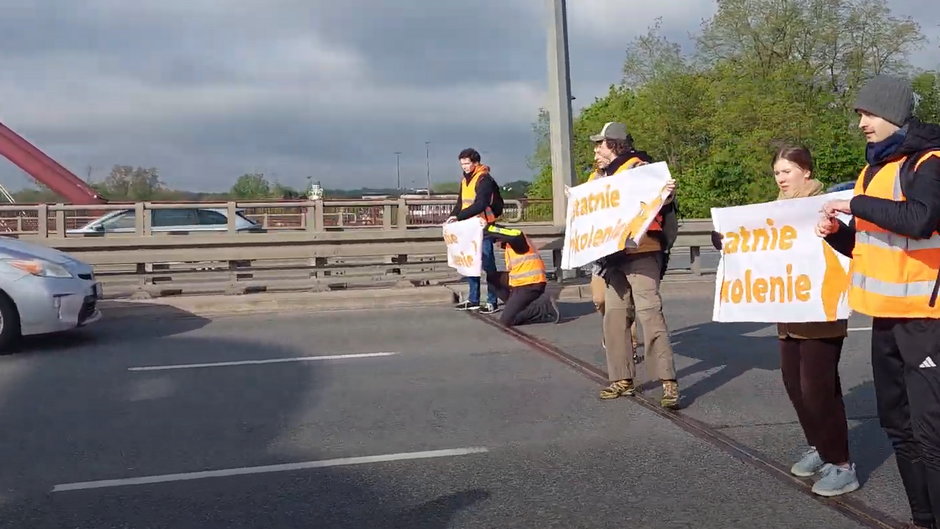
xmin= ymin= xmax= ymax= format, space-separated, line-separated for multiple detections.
xmin=561 ymin=161 xmax=673 ymax=269
xmin=443 ymin=217 xmax=485 ymax=277
xmin=711 ymin=191 xmax=853 ymax=323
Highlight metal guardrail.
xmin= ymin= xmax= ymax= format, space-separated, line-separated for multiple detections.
xmin=9 ymin=216 xmax=717 ymax=299
xmin=0 ymin=198 xmax=528 ymax=237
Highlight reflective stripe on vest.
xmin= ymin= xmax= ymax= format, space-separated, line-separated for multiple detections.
xmin=460 ymin=170 xmax=496 ymax=223
xmin=852 ymin=274 xmax=938 ymax=298
xmin=857 ymin=231 xmax=940 ymax=252
xmin=848 ymin=150 xmax=940 ymax=318
xmin=505 ymin=236 xmax=546 ymax=287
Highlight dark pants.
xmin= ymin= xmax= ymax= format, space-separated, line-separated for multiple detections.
xmin=872 ymin=317 xmax=940 ymax=528
xmin=486 ymin=272 xmax=554 ymax=326
xmin=779 ymin=337 xmax=850 ymax=465
xmin=466 ymin=236 xmax=498 ymax=306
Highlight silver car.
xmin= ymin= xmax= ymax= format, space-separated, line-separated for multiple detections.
xmin=68 ymin=207 xmax=262 ymax=235
xmin=0 ymin=237 xmax=101 ymax=352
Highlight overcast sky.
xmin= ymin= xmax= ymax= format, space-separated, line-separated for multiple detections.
xmin=1 ymin=1 xmax=938 ymax=194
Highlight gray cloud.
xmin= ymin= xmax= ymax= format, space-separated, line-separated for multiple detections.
xmin=0 ymin=0 xmax=936 ymax=195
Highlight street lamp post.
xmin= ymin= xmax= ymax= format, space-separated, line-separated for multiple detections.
xmin=394 ymin=151 xmax=402 ymax=190
xmin=425 ymin=141 xmax=432 ymax=194
xmin=546 ymin=0 xmax=576 ymax=227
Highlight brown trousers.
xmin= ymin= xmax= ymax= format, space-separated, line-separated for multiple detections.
xmin=779 ymin=337 xmax=849 ymax=464
xmin=602 ymin=252 xmax=676 ymax=382
xmin=591 ymin=275 xmax=639 ymax=346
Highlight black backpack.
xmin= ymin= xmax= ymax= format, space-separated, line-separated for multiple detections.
xmin=657 ymin=199 xmax=680 ymax=279
xmin=481 ymin=175 xmax=504 ymax=218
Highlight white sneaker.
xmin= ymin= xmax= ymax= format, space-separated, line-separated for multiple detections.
xmin=790 ymin=447 xmax=824 ymax=477
xmin=812 ymin=463 xmax=860 ymax=497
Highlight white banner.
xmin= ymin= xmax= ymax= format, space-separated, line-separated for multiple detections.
xmin=561 ymin=161 xmax=673 ymax=269
xmin=711 ymin=191 xmax=854 ymax=323
xmin=443 ymin=217 xmax=485 ymax=277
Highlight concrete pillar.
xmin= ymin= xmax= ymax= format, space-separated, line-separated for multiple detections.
xmin=546 ymin=0 xmax=576 ymax=227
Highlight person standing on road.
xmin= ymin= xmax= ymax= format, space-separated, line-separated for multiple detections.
xmin=714 ymin=146 xmax=859 ymax=497
xmin=818 ymin=75 xmax=940 ymax=528
xmin=589 ymin=156 xmax=641 ymax=360
xmin=448 ymin=148 xmax=501 ymax=314
xmin=587 ymin=122 xmax=681 ymax=408
xmin=483 ymin=224 xmax=560 ymax=326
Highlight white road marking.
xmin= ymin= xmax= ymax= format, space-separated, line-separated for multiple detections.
xmin=849 ymin=327 xmax=872 ymax=332
xmin=52 ymin=447 xmax=489 ymax=492
xmin=128 ymin=352 xmax=397 ymax=372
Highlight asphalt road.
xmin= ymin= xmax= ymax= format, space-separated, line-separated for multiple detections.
xmin=0 ymin=296 xmax=890 ymax=528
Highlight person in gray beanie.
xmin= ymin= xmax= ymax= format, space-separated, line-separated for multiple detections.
xmin=819 ymin=74 xmax=940 ymax=528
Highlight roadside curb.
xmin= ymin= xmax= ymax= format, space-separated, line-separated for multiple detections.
xmin=99 ymin=286 xmax=459 ymax=319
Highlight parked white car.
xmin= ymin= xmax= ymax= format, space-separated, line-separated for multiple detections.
xmin=68 ymin=207 xmax=263 ymax=235
xmin=0 ymin=237 xmax=101 ymax=352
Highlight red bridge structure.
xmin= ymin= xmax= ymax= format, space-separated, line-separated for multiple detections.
xmin=0 ymin=121 xmax=105 ymax=205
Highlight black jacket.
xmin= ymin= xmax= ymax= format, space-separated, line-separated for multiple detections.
xmin=450 ymin=169 xmax=499 ymax=221
xmin=826 ymin=118 xmax=940 ymax=257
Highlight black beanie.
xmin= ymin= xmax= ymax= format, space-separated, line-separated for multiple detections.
xmin=853 ymin=74 xmax=914 ymax=127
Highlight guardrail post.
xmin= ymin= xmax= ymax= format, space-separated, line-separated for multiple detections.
xmin=227 ymin=202 xmax=237 ymax=233
xmin=135 ymin=202 xmax=146 ymax=236
xmin=383 ymin=204 xmax=392 ymax=229
xmin=141 ymin=202 xmax=154 ymax=237
xmin=396 ymin=197 xmax=408 ymax=231
xmin=690 ymin=246 xmax=701 ymax=275
xmin=54 ymin=204 xmax=66 ymax=237
xmin=37 ymin=204 xmax=48 ymax=239
xmin=306 ymin=202 xmax=322 ymax=232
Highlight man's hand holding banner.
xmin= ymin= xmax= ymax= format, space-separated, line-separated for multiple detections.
xmin=711 ymin=190 xmax=854 ymax=323
xmin=443 ymin=217 xmax=485 ymax=277
xmin=561 ymin=161 xmax=674 ymax=269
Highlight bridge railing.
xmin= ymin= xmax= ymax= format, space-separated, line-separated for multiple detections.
xmin=0 ymin=200 xmax=716 ymax=299
xmin=0 ymin=198 xmax=530 ymax=238
xmin=2 ymin=214 xmax=715 ymax=299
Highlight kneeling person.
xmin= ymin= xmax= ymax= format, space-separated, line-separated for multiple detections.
xmin=484 ymin=225 xmax=560 ymax=326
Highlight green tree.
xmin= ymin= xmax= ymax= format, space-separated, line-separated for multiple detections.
xmin=271 ymin=183 xmax=303 ymax=199
xmin=230 ymin=173 xmax=271 ymax=199
xmin=102 ymin=165 xmax=163 ymax=201
xmin=914 ymin=71 xmax=940 ymax=123
xmin=527 ymin=0 xmax=926 ymax=218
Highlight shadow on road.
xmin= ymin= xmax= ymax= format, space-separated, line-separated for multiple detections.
xmin=392 ymin=489 xmax=492 ymax=528
xmin=664 ymin=321 xmax=778 ymax=405
xmin=669 ymin=321 xmax=892 ymax=485
xmin=0 ymin=310 xmax=491 ymax=528
xmin=6 ymin=303 xmax=213 ymax=355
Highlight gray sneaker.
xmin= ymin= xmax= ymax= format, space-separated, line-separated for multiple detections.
xmin=812 ymin=463 xmax=860 ymax=497
xmin=790 ymin=447 xmax=824 ymax=477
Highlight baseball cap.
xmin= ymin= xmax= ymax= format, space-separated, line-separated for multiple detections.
xmin=590 ymin=122 xmax=629 ymax=142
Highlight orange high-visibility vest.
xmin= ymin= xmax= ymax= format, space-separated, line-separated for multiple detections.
xmin=588 ymin=156 xmax=663 ymax=232
xmin=505 ymin=236 xmax=547 ymax=287
xmin=849 ymin=151 xmax=940 ymax=318
xmin=460 ymin=168 xmax=497 ymax=224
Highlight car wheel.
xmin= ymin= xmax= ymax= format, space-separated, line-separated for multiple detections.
xmin=0 ymin=292 xmax=22 ymax=354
